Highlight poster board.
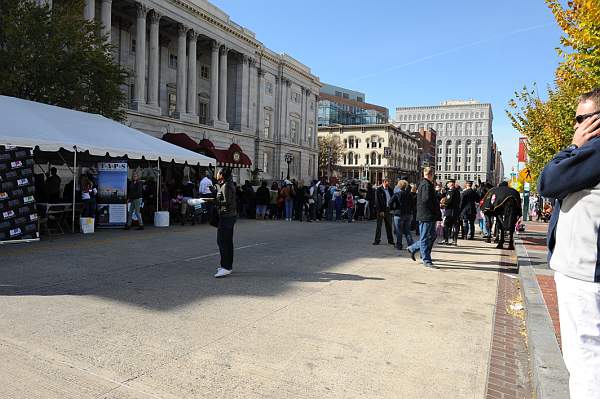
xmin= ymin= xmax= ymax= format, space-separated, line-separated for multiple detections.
xmin=96 ymin=161 xmax=128 ymax=227
xmin=0 ymin=146 xmax=39 ymax=243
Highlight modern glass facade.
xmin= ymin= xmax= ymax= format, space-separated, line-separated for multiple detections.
xmin=318 ymin=97 xmax=388 ymax=126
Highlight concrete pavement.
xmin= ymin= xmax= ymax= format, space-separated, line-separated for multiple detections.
xmin=1 ymin=220 xmax=518 ymax=398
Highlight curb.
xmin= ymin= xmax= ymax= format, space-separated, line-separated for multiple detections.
xmin=515 ymin=237 xmax=570 ymax=399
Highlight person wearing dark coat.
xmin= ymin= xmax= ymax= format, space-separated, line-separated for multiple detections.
xmin=373 ymin=178 xmax=395 ymax=245
xmin=389 ymin=180 xmax=414 ymax=250
xmin=255 ymin=181 xmax=270 ymax=220
xmin=214 ymin=167 xmax=238 ymax=278
xmin=459 ymin=181 xmax=480 ymax=239
xmin=441 ymin=180 xmax=461 ymax=245
xmin=407 ymin=167 xmax=442 ymax=268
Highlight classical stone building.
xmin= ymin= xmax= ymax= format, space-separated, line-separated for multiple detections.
xmin=395 ymin=100 xmax=496 ymax=185
xmin=54 ymin=0 xmax=321 ymax=182
xmin=318 ymin=124 xmax=419 ymax=184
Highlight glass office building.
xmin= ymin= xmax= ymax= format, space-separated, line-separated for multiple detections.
xmin=318 ymin=84 xmax=388 ymax=126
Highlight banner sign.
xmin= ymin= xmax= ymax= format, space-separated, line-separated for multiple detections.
xmin=517 ymin=137 xmax=528 ymax=163
xmin=383 ymin=147 xmax=392 ymax=158
xmin=96 ymin=161 xmax=128 ymax=227
xmin=0 ymin=146 xmax=39 ymax=243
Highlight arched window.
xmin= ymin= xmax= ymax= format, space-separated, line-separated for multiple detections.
xmin=348 ymin=151 xmax=354 ymax=165
xmin=355 ymin=154 xmax=359 ymax=164
xmin=348 ymin=136 xmax=355 ymax=149
xmin=371 ymin=151 xmax=377 ymax=165
xmin=437 ymin=140 xmax=442 ymax=146
xmin=343 ymin=154 xmax=347 ymax=164
xmin=378 ymin=154 xmax=382 ymax=165
xmin=365 ymin=154 xmax=369 ymax=164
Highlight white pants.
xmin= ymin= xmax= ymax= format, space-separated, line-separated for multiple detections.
xmin=554 ymin=271 xmax=600 ymax=399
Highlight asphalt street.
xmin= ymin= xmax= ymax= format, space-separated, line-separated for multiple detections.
xmin=0 ymin=219 xmax=507 ymax=398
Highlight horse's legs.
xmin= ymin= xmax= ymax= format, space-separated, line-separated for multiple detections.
xmin=507 ymin=229 xmax=515 ymax=250
xmin=495 ymin=216 xmax=505 ymax=249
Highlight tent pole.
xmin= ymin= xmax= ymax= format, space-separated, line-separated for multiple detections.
xmin=72 ymin=147 xmax=77 ymax=232
xmin=156 ymin=158 xmax=160 ymax=212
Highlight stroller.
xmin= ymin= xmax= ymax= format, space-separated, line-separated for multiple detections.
xmin=182 ymin=198 xmax=207 ymax=225
xmin=355 ymin=198 xmax=368 ymax=221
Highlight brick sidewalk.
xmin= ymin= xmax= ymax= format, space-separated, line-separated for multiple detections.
xmin=519 ymin=221 xmax=561 ymax=346
xmin=485 ymin=253 xmax=531 ymax=399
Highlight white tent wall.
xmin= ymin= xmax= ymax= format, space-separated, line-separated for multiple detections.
xmin=0 ymin=96 xmax=215 ymax=166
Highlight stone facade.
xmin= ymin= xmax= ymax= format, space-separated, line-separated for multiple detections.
xmin=395 ymin=100 xmax=495 ymax=185
xmin=318 ymin=124 xmax=419 ymax=184
xmin=81 ymin=0 xmax=320 ymax=183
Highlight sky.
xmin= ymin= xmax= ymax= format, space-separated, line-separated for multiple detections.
xmin=210 ymin=0 xmax=564 ymax=177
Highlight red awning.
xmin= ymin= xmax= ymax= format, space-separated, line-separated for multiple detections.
xmin=162 ymin=133 xmax=252 ymax=168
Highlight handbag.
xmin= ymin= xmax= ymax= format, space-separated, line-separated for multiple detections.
xmin=209 ymin=205 xmax=219 ymax=227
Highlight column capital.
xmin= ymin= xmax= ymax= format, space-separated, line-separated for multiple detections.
xmin=211 ymin=40 xmax=221 ymax=50
xmin=305 ymin=89 xmax=312 ymax=96
xmin=149 ymin=9 xmax=161 ymax=24
xmin=135 ymin=2 xmax=148 ymax=18
xmin=242 ymin=54 xmax=250 ymax=65
xmin=178 ymin=23 xmax=189 ymax=36
xmin=188 ymin=29 xmax=199 ymax=40
xmin=219 ymin=45 xmax=229 ymax=56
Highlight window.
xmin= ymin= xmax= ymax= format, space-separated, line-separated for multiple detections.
xmin=446 ymin=147 xmax=452 ymax=154
xmin=263 ymin=152 xmax=269 ymax=173
xmin=349 ymin=137 xmax=355 ymax=149
xmin=290 ymin=119 xmax=299 ymax=141
xmin=131 ymin=39 xmax=136 ymax=53
xmin=199 ymin=102 xmax=208 ymax=124
xmin=466 ymin=122 xmax=472 ymax=134
xmin=379 ymin=141 xmax=383 ymax=149
xmin=342 ymin=93 xmax=349 ymax=99
xmin=378 ymin=154 xmax=382 ymax=165
xmin=200 ymin=65 xmax=210 ymax=80
xmin=357 ymin=97 xmax=363 ymax=102
xmin=265 ymin=81 xmax=273 ymax=96
xmin=335 ymin=91 xmax=342 ymax=97
xmin=308 ymin=127 xmax=313 ymax=143
xmin=446 ymin=123 xmax=452 ymax=133
xmin=168 ymin=92 xmax=176 ymax=117
xmin=291 ymin=92 xmax=301 ymax=103
xmin=371 ymin=152 xmax=377 ymax=165
xmin=348 ymin=152 xmax=354 ymax=165
xmin=169 ymin=54 xmax=177 ymax=69
xmin=264 ymin=112 xmax=271 ymax=138
xmin=456 ymin=122 xmax=463 ymax=135
xmin=365 ymin=154 xmax=369 ymax=164
xmin=477 ymin=147 xmax=482 ymax=154
xmin=408 ymin=124 xmax=415 ymax=131
xmin=438 ymin=147 xmax=442 ymax=154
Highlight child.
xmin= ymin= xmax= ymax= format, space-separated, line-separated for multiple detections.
xmin=346 ymin=192 xmax=355 ymax=223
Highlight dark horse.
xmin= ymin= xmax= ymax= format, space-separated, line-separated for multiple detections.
xmin=482 ymin=183 xmax=522 ymax=250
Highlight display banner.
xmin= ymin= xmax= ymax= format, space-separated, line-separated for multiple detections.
xmin=0 ymin=146 xmax=39 ymax=243
xmin=517 ymin=137 xmax=528 ymax=163
xmin=96 ymin=161 xmax=128 ymax=227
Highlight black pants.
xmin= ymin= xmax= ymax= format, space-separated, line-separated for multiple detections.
xmin=374 ymin=210 xmax=394 ymax=243
xmin=444 ymin=216 xmax=459 ymax=242
xmin=462 ymin=218 xmax=475 ymax=238
xmin=217 ymin=216 xmax=236 ymax=270
xmin=82 ymin=199 xmax=96 ymax=218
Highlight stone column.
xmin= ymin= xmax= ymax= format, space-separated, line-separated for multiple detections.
xmin=256 ymin=67 xmax=265 ymax=138
xmin=218 ymin=45 xmax=229 ymax=125
xmin=100 ymin=0 xmax=112 ymax=42
xmin=84 ymin=0 xmax=95 ymax=21
xmin=147 ymin=10 xmax=161 ymax=114
xmin=187 ymin=30 xmax=199 ymax=118
xmin=175 ymin=24 xmax=188 ymax=117
xmin=132 ymin=3 xmax=147 ymax=111
xmin=240 ymin=55 xmax=250 ymax=131
xmin=209 ymin=41 xmax=220 ymax=126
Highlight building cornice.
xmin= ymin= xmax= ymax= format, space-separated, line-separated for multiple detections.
xmin=395 ymin=103 xmax=492 ymax=111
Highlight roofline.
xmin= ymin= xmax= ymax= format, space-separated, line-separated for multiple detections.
xmin=318 ymin=93 xmax=388 ymax=114
xmin=395 ymin=103 xmax=492 ymax=111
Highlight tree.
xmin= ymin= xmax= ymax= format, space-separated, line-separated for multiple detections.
xmin=317 ymin=134 xmax=343 ymax=178
xmin=507 ymin=0 xmax=600 ymax=190
xmin=0 ymin=0 xmax=129 ymax=121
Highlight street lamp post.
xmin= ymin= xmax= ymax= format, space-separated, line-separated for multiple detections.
xmin=363 ymin=162 xmax=370 ymax=183
xmin=284 ymin=153 xmax=293 ymax=180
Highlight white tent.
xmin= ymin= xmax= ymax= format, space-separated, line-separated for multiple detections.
xmin=0 ymin=95 xmax=215 ymax=166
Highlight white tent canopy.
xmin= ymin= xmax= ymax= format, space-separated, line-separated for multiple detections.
xmin=0 ymin=96 xmax=215 ymax=166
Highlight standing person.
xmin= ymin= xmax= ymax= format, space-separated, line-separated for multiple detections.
xmin=294 ymin=180 xmax=307 ymax=221
xmin=366 ymin=183 xmax=376 ymax=220
xmin=126 ymin=172 xmax=144 ymax=230
xmin=441 ymin=180 xmax=460 ymax=245
xmin=281 ymin=181 xmax=295 ymax=221
xmin=80 ymin=175 xmax=97 ymax=218
xmin=345 ymin=192 xmax=355 ymax=223
xmin=334 ymin=185 xmax=343 ymax=221
xmin=255 ymin=181 xmax=270 ymax=220
xmin=214 ymin=167 xmax=237 ymax=278
xmin=373 ymin=178 xmax=395 ymax=245
xmin=308 ymin=180 xmax=320 ymax=222
xmin=538 ymin=88 xmax=600 ymax=399
xmin=269 ymin=182 xmax=279 ymax=220
xmin=459 ymin=181 xmax=480 ymax=240
xmin=389 ymin=180 xmax=413 ymax=250
xmin=46 ymin=167 xmax=61 ymax=203
xmin=407 ymin=167 xmax=441 ymax=268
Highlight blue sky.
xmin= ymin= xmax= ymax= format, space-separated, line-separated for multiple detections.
xmin=211 ymin=0 xmax=564 ymax=177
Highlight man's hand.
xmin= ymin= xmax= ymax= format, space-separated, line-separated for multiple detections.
xmin=572 ymin=114 xmax=600 ymax=148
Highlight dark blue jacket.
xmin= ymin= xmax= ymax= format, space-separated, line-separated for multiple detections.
xmin=538 ymin=137 xmax=600 ymax=264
